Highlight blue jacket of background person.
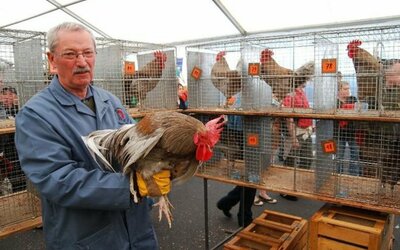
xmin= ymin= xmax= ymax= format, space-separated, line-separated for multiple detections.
xmin=227 ymin=93 xmax=242 ymax=131
xmin=14 ymin=76 xmax=158 ymax=250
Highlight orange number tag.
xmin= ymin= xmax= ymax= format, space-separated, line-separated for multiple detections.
xmin=321 ymin=139 xmax=336 ymax=154
xmin=191 ymin=66 xmax=202 ymax=80
xmin=321 ymin=58 xmax=337 ymax=74
xmin=247 ymin=133 xmax=259 ymax=147
xmin=124 ymin=61 xmax=135 ymax=75
xmin=248 ymin=63 xmax=260 ymax=76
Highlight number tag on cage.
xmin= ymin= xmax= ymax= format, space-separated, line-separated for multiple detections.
xmin=321 ymin=139 xmax=337 ymax=154
xmin=321 ymin=58 xmax=337 ymax=74
xmin=247 ymin=133 xmax=259 ymax=147
xmin=248 ymin=63 xmax=260 ymax=76
xmin=191 ymin=66 xmax=202 ymax=80
xmin=124 ymin=61 xmax=135 ymax=75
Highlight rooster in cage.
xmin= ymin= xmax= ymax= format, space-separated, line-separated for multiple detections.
xmin=259 ymin=48 xmax=315 ymax=101
xmin=124 ymin=51 xmax=167 ymax=108
xmin=82 ymin=111 xmax=226 ymax=227
xmin=347 ymin=40 xmax=383 ymax=108
xmin=348 ymin=39 xmax=400 ymax=108
xmin=211 ymin=51 xmax=243 ymax=107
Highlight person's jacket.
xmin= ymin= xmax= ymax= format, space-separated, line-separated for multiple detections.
xmin=15 ymin=76 xmax=158 ymax=250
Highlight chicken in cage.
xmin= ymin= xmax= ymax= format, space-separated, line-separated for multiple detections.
xmin=187 ymin=46 xmax=245 ymax=110
xmin=259 ymin=48 xmax=315 ymax=103
xmin=123 ymin=51 xmax=168 ymax=108
xmin=211 ymin=51 xmax=243 ymax=107
xmin=344 ymin=38 xmax=400 ymax=112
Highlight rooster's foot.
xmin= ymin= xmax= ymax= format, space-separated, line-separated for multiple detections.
xmin=154 ymin=195 xmax=174 ymax=228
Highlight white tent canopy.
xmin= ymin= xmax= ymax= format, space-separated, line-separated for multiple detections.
xmin=1 ymin=0 xmax=400 ymax=45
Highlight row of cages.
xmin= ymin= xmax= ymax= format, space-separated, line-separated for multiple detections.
xmin=0 ymin=114 xmax=398 ymax=231
xmin=0 ymin=28 xmax=179 ymax=124
xmin=2 ymin=24 xmax=400 ymax=123
xmin=186 ymin=23 xmax=400 ymax=118
xmin=196 ymin=114 xmax=400 ymax=213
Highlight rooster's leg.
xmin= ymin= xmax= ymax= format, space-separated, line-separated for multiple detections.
xmin=129 ymin=172 xmax=138 ymax=203
xmin=154 ymin=195 xmax=174 ymax=228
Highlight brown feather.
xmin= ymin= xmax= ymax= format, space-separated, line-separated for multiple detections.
xmin=351 ymin=47 xmax=382 ymax=102
xmin=211 ymin=55 xmax=243 ymax=100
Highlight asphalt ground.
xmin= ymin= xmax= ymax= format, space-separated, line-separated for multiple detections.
xmin=0 ymin=177 xmax=398 ymax=249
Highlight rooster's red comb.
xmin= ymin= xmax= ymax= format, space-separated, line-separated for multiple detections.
xmin=347 ymin=40 xmax=362 ymax=49
xmin=216 ymin=51 xmax=226 ymax=61
xmin=260 ymin=49 xmax=274 ymax=63
xmin=205 ymin=115 xmax=226 ymax=147
xmin=154 ymin=51 xmax=167 ymax=62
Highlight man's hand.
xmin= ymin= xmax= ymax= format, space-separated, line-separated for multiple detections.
xmin=136 ymin=170 xmax=171 ymax=197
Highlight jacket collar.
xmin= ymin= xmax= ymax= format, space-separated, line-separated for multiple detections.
xmin=49 ymin=76 xmax=110 ymax=117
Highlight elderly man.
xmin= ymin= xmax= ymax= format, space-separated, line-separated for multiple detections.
xmin=15 ymin=22 xmax=158 ymax=250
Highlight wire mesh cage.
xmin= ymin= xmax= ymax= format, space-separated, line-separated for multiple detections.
xmin=191 ymin=23 xmax=400 ymax=213
xmin=187 ymin=24 xmax=400 ymax=118
xmin=186 ymin=35 xmax=316 ymax=112
xmin=0 ymin=131 xmax=41 ymax=237
xmin=198 ymin=114 xmax=271 ymax=185
xmin=198 ymin=113 xmax=400 ymax=212
xmin=314 ymin=24 xmax=400 ymax=116
xmin=94 ymin=38 xmax=178 ymax=111
xmin=0 ymin=28 xmax=48 ymax=123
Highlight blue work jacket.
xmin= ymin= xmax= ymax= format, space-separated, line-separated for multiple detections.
xmin=15 ymin=76 xmax=158 ymax=250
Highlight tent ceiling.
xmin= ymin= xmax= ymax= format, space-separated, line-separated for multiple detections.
xmin=1 ymin=0 xmax=400 ymax=45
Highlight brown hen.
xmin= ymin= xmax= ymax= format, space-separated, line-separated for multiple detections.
xmin=124 ymin=51 xmax=167 ymax=108
xmin=211 ymin=51 xmax=243 ymax=106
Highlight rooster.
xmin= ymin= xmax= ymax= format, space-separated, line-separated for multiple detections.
xmin=124 ymin=51 xmax=167 ymax=108
xmin=259 ymin=49 xmax=314 ymax=158
xmin=82 ymin=111 xmax=226 ymax=227
xmin=347 ymin=40 xmax=383 ymax=107
xmin=260 ymin=49 xmax=314 ymax=102
xmin=211 ymin=51 xmax=243 ymax=107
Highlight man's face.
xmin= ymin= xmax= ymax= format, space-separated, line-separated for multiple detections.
xmin=47 ymin=30 xmax=96 ymax=90
xmin=0 ymin=90 xmax=17 ymax=107
xmin=339 ymin=84 xmax=350 ymax=99
xmin=386 ymin=63 xmax=400 ymax=88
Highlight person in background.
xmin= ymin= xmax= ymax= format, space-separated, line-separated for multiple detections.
xmin=0 ymin=86 xmax=19 ymax=118
xmin=385 ymin=62 xmax=400 ymax=88
xmin=281 ymin=81 xmax=313 ymax=169
xmin=216 ymin=93 xmax=257 ymax=227
xmin=336 ymin=81 xmax=360 ymax=175
xmin=280 ymin=79 xmax=313 ymax=200
xmin=178 ymin=82 xmax=188 ymax=109
xmin=14 ymin=22 xmax=157 ymax=249
xmin=217 ymin=185 xmax=256 ymax=227
xmin=253 ymin=189 xmax=277 ymax=206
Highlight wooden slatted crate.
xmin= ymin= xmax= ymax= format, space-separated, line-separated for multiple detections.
xmin=224 ymin=209 xmax=308 ymax=250
xmin=309 ymin=203 xmax=394 ymax=250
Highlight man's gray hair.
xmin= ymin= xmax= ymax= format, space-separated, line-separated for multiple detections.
xmin=47 ymin=22 xmax=96 ymax=52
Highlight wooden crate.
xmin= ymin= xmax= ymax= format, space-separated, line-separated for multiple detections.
xmin=309 ymin=203 xmax=395 ymax=250
xmin=224 ymin=209 xmax=308 ymax=250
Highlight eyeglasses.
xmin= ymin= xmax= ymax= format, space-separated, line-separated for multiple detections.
xmin=55 ymin=50 xmax=96 ymax=60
